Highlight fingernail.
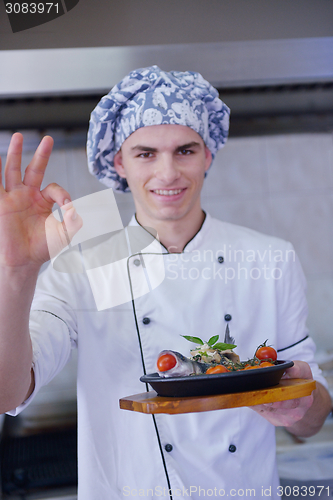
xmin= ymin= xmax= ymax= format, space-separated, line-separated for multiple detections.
xmin=71 ymin=209 xmax=77 ymax=221
xmin=64 ymin=198 xmax=71 ymax=205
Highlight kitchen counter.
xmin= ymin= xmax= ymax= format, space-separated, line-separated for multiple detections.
xmin=276 ymin=413 xmax=333 ymax=499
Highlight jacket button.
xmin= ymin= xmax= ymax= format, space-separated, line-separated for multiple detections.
xmin=229 ymin=444 xmax=236 ymax=453
xmin=224 ymin=314 xmax=232 ymax=321
xmin=133 ymin=259 xmax=141 ymax=266
xmin=142 ymin=317 xmax=150 ymax=325
xmin=217 ymin=256 xmax=224 ymax=263
xmin=165 ymin=444 xmax=173 ymax=452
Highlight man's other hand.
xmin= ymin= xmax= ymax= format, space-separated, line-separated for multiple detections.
xmin=250 ymin=360 xmax=332 ymax=436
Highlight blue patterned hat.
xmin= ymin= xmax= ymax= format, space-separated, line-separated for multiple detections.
xmin=87 ymin=66 xmax=230 ymax=192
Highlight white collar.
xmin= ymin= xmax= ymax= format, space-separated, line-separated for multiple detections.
xmin=128 ymin=212 xmax=212 ymax=253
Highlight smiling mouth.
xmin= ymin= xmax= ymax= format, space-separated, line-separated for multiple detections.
xmin=152 ymin=189 xmax=185 ymax=196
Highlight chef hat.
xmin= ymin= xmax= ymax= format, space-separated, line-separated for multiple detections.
xmin=87 ymin=65 xmax=230 ymax=192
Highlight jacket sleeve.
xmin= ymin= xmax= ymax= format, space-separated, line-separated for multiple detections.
xmin=6 ymin=264 xmax=79 ymax=416
xmin=275 ymin=242 xmax=328 ymax=389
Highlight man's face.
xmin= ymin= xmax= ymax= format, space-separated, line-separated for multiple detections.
xmin=114 ymin=124 xmax=212 ymax=225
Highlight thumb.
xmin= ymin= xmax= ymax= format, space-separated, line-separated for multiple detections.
xmin=282 ymin=360 xmax=313 ymax=380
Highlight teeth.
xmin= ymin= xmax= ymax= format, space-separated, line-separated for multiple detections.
xmin=153 ymin=189 xmax=183 ymax=196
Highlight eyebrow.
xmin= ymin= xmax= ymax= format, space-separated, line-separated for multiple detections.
xmin=130 ymin=141 xmax=202 ymax=153
xmin=131 ymin=145 xmax=157 ymax=152
xmin=175 ymin=141 xmax=201 ymax=151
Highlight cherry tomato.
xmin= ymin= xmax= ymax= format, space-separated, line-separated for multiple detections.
xmin=157 ymin=353 xmax=177 ymax=372
xmin=206 ymin=365 xmax=229 ymax=375
xmin=255 ymin=341 xmax=277 ymax=362
xmin=259 ymin=361 xmax=275 ymax=368
xmin=243 ymin=365 xmax=260 ymax=370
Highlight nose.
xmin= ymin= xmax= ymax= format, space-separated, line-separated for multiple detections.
xmin=154 ymin=153 xmax=181 ymax=185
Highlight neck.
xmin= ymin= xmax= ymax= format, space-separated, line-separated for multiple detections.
xmin=135 ymin=209 xmax=206 ymax=253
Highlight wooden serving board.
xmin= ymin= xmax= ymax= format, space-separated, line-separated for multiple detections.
xmin=119 ymin=378 xmax=316 ymax=415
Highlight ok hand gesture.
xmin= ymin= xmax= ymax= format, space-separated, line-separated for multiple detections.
xmin=0 ymin=133 xmax=82 ymax=271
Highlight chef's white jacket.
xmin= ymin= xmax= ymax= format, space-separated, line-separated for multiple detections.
xmin=8 ymin=213 xmax=327 ymax=500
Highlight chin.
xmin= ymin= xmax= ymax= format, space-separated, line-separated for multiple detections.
xmin=153 ymin=208 xmax=190 ymax=221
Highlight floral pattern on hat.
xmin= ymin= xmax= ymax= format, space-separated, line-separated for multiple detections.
xmin=87 ymin=66 xmax=230 ymax=192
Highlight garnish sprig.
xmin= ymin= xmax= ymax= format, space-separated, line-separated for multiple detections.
xmin=181 ymin=335 xmax=236 ymax=351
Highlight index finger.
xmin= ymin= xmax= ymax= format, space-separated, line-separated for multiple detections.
xmin=23 ymin=135 xmax=54 ymax=189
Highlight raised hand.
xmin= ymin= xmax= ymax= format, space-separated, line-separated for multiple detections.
xmin=0 ymin=133 xmax=82 ymax=270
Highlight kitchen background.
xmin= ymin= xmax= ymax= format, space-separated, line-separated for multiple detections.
xmin=1 ymin=130 xmax=332 ymax=353
xmin=0 ymin=0 xmax=333 ymax=498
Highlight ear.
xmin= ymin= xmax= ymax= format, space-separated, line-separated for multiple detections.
xmin=204 ymin=146 xmax=212 ymax=172
xmin=113 ymin=149 xmax=127 ymax=179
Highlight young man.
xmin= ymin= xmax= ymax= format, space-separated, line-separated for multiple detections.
xmin=0 ymin=66 xmax=331 ymax=500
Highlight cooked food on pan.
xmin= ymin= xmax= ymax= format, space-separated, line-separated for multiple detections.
xmin=156 ymin=327 xmax=278 ymax=378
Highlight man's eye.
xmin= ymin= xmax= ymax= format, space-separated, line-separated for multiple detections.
xmin=179 ymin=149 xmax=192 ymax=155
xmin=138 ymin=152 xmax=153 ymax=158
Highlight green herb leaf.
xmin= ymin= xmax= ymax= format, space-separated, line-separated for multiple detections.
xmin=207 ymin=335 xmax=219 ymax=346
xmin=181 ymin=335 xmax=204 ymax=345
xmin=212 ymin=342 xmax=237 ymax=351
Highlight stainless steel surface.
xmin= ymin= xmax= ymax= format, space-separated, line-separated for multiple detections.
xmin=276 ymin=414 xmax=333 ymax=482
xmin=0 ymin=37 xmax=332 ymax=98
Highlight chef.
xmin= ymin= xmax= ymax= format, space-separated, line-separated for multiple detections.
xmin=0 ymin=66 xmax=331 ymax=500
